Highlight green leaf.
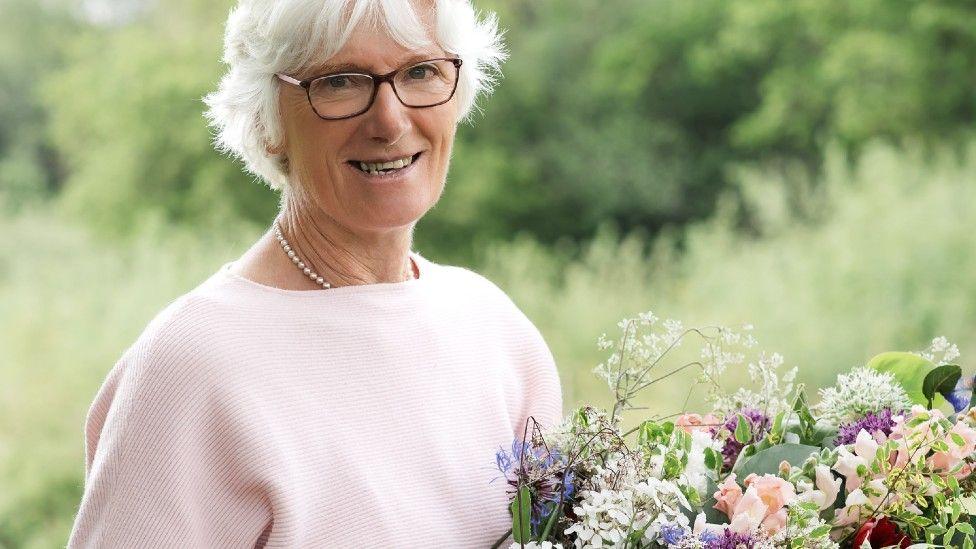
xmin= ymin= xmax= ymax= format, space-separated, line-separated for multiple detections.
xmin=733 ymin=443 xmax=820 ymax=478
xmin=511 ymin=485 xmax=532 ymax=543
xmin=922 ymin=364 xmax=962 ymax=408
xmin=866 ymin=351 xmax=940 ymax=407
xmin=704 ymin=447 xmax=720 ymax=473
xmin=793 ymin=390 xmax=815 ymax=430
xmin=734 ymin=414 xmax=752 ymax=444
xmin=952 ymin=516 xmax=976 ymax=546
xmin=808 ymin=423 xmax=839 ymax=447
xmin=537 ymin=499 xmax=562 ymax=542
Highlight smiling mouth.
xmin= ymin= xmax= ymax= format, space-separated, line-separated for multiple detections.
xmin=347 ymin=152 xmax=422 ymax=175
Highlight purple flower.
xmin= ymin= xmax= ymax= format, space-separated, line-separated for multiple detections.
xmin=710 ymin=408 xmax=771 ymax=470
xmin=835 ymin=408 xmax=897 ymax=446
xmin=492 ymin=438 xmax=575 ymax=536
xmin=947 ymin=375 xmax=975 ymax=413
xmin=667 ymin=529 xmax=760 ymax=549
xmin=702 ymin=529 xmax=760 ymax=548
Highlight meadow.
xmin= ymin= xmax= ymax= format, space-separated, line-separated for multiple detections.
xmin=2 ymin=142 xmax=974 ymax=547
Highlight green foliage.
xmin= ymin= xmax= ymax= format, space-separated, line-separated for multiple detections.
xmin=5 ymin=0 xmax=976 ymax=257
xmin=40 ymin=0 xmax=278 ymax=241
xmin=922 ymin=364 xmax=962 ymax=409
xmin=482 ymin=142 xmax=976 ymax=418
xmin=511 ymin=485 xmax=532 ymax=543
xmin=734 ymin=414 xmax=751 ymax=444
xmin=867 ymin=351 xmax=940 ymax=407
xmin=0 ymin=0 xmax=79 ymax=210
xmin=457 ymin=0 xmax=976 ymax=250
xmin=732 ymin=443 xmax=820 ymax=478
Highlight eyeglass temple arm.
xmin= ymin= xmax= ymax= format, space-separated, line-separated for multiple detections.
xmin=275 ymin=73 xmax=305 ymax=87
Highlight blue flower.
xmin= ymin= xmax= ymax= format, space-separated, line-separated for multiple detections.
xmin=495 ymin=446 xmax=513 ymax=474
xmin=947 ymin=374 xmax=975 ymax=413
xmin=659 ymin=523 xmax=686 ymax=544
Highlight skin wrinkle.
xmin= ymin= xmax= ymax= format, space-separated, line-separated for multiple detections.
xmin=232 ymin=5 xmax=456 ymax=290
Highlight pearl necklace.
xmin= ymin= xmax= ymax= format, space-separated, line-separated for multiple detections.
xmin=274 ymin=220 xmax=332 ymax=288
xmin=273 ymin=220 xmax=416 ymax=289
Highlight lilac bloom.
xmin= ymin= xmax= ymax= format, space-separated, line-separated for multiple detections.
xmin=835 ymin=408 xmax=897 ymax=446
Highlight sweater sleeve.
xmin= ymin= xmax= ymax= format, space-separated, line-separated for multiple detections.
xmin=67 ymin=317 xmax=270 ymax=548
xmin=514 ymin=327 xmax=565 ymax=440
xmin=462 ymin=268 xmax=566 ymax=440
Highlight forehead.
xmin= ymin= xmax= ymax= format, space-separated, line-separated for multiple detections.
xmin=312 ymin=41 xmax=445 ymax=75
xmin=305 ymin=1 xmax=442 ymax=76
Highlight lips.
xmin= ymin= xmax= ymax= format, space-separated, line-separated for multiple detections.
xmin=344 ymin=151 xmax=422 ymax=180
xmin=347 ymin=152 xmax=422 ymax=166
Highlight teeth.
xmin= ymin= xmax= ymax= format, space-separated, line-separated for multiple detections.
xmin=357 ymin=154 xmax=414 ymax=173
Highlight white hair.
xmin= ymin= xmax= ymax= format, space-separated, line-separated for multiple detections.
xmin=202 ymin=0 xmax=508 ymax=193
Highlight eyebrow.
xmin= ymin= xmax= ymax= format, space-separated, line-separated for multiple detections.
xmin=312 ymin=53 xmax=443 ymax=75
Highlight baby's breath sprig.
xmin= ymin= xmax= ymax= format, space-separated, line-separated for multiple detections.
xmin=593 ymin=310 xmax=791 ymax=423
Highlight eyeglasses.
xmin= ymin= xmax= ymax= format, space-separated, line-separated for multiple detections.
xmin=275 ymin=57 xmax=463 ymax=120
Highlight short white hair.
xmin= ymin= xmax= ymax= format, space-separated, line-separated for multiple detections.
xmin=202 ymin=0 xmax=507 ymax=193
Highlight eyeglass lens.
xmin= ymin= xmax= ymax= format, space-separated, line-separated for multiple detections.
xmin=307 ymin=59 xmax=457 ymax=119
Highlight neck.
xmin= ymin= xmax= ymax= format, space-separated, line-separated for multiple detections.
xmin=274 ymin=204 xmax=417 ymax=288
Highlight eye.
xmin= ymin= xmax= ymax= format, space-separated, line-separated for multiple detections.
xmin=407 ymin=64 xmax=438 ymax=80
xmin=325 ymin=75 xmax=349 ymax=88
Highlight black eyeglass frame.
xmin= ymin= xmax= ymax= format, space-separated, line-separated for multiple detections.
xmin=275 ymin=57 xmax=463 ymax=120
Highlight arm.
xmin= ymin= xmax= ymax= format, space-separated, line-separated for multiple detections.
xmin=514 ymin=324 xmax=565 ymax=441
xmin=67 ymin=333 xmax=270 ymax=548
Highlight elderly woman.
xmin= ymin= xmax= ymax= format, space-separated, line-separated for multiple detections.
xmin=66 ymin=0 xmax=563 ymax=547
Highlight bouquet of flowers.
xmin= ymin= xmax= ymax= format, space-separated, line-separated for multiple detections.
xmin=491 ymin=312 xmax=976 ymax=548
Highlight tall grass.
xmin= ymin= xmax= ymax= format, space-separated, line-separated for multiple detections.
xmin=1 ymin=143 xmax=974 ymax=546
xmin=480 ymin=143 xmax=976 ymax=424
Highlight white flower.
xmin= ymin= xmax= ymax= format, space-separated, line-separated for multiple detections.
xmin=508 ymin=543 xmax=563 ymax=549
xmin=680 ymin=430 xmax=722 ymax=497
xmin=797 ymin=464 xmax=843 ymax=511
xmin=710 ymin=350 xmax=796 ymax=416
xmin=564 ymin=478 xmax=690 ymax=548
xmin=917 ymin=335 xmax=961 ymax=365
xmin=814 ymin=367 xmax=913 ymax=425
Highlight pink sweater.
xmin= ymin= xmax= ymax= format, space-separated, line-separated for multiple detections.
xmin=67 ymin=251 xmax=563 ymax=548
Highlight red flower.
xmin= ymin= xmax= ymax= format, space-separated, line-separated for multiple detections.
xmin=853 ymin=517 xmax=912 ymax=548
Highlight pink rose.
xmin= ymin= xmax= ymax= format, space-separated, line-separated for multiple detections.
xmin=743 ymin=473 xmax=796 ymax=514
xmin=713 ymin=473 xmax=743 ymax=519
xmin=728 ymin=489 xmax=766 ymax=534
xmin=742 ymin=474 xmax=796 ymax=534
xmin=676 ymin=413 xmax=722 ymax=434
xmin=929 ymin=420 xmax=976 ymax=472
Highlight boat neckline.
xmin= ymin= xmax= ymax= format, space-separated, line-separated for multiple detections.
xmin=218 ymin=251 xmax=430 ymax=297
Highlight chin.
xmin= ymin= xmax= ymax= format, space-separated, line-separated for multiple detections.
xmin=351 ymin=203 xmax=432 ymax=232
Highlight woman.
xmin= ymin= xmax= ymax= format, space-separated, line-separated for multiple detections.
xmin=67 ymin=0 xmax=563 ymax=547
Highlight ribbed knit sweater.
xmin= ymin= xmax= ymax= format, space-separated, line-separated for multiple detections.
xmin=67 ymin=251 xmax=564 ymax=548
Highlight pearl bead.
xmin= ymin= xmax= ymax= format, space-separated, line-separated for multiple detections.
xmin=274 ymin=219 xmax=334 ymax=290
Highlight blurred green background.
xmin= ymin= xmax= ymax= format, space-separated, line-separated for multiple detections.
xmin=2 ymin=0 xmax=976 ymax=545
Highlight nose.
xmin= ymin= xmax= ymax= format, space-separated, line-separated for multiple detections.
xmin=362 ymin=81 xmax=410 ymax=146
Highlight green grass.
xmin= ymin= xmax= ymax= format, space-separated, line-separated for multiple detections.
xmin=1 ymin=142 xmax=975 ymax=547
xmin=480 ymin=142 xmax=976 ymax=430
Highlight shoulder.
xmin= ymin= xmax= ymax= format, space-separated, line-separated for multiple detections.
xmin=432 ymin=262 xmax=548 ymax=340
xmin=436 ymin=263 xmax=524 ymax=311
xmin=113 ymin=283 xmax=240 ymax=396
